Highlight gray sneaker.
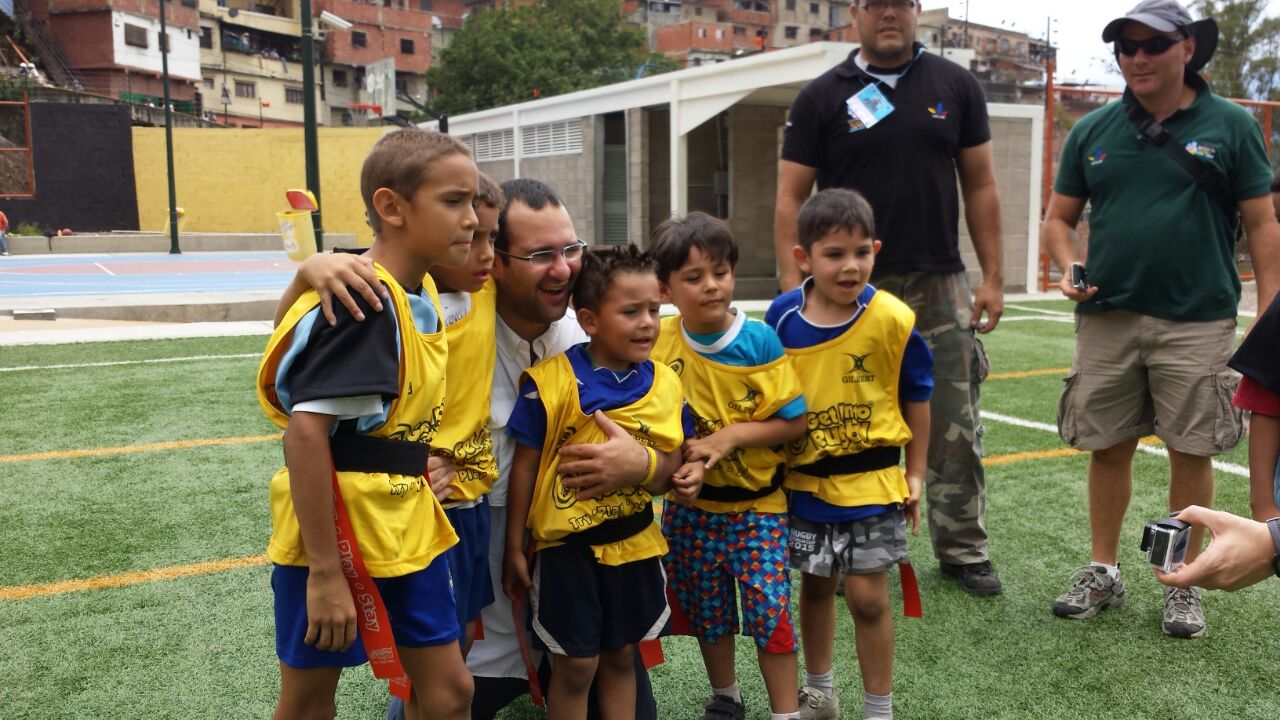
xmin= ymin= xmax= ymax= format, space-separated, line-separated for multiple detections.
xmin=1162 ymin=586 xmax=1206 ymax=638
xmin=798 ymin=686 xmax=838 ymax=720
xmin=1051 ymin=565 xmax=1125 ymax=619
xmin=699 ymin=694 xmax=746 ymax=720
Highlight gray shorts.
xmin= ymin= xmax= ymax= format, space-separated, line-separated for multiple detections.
xmin=787 ymin=509 xmax=908 ymax=577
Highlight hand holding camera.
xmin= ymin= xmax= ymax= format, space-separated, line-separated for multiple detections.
xmin=1061 ymin=262 xmax=1098 ymax=302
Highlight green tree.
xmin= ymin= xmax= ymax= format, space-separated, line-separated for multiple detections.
xmin=425 ymin=0 xmax=677 ymax=115
xmin=1193 ymin=0 xmax=1280 ymax=100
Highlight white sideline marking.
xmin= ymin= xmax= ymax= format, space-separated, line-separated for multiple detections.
xmin=982 ymin=411 xmax=1249 ymax=478
xmin=0 ymin=353 xmax=258 ymax=373
xmin=93 ymin=263 xmax=116 ymax=277
xmin=1005 ymin=304 xmax=1073 ymax=317
xmin=1000 ymin=316 xmax=1073 ymax=324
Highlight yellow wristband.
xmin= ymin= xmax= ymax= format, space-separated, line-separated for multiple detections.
xmin=641 ymin=445 xmax=658 ymax=486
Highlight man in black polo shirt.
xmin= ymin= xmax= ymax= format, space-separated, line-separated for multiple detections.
xmin=775 ymin=0 xmax=1006 ymax=604
xmin=1043 ymin=0 xmax=1279 ymax=639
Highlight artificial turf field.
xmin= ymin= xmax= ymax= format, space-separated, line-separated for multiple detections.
xmin=2 ymin=297 xmax=1277 ymax=719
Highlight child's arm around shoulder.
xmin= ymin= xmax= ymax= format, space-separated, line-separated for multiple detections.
xmin=274 ymin=251 xmax=389 ymax=327
xmin=283 ymin=410 xmax=358 ymax=652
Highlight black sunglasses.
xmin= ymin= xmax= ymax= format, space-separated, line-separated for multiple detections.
xmin=1115 ymin=34 xmax=1184 ymax=57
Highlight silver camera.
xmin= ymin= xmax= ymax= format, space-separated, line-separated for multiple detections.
xmin=1140 ymin=518 xmax=1191 ymax=572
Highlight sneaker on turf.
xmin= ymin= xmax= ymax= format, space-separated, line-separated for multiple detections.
xmin=798 ymin=686 xmax=838 ymax=720
xmin=940 ymin=560 xmax=1003 ymax=596
xmin=1052 ymin=565 xmax=1125 ymax=619
xmin=700 ymin=694 xmax=746 ymax=720
xmin=1162 ymin=586 xmax=1206 ymax=638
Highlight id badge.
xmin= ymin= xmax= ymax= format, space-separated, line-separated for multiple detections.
xmin=845 ymin=84 xmax=894 ymax=132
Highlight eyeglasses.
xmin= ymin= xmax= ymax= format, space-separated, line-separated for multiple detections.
xmin=495 ymin=240 xmax=588 ymax=268
xmin=1115 ymin=35 xmax=1183 ymax=57
xmin=860 ymin=0 xmax=915 ymax=12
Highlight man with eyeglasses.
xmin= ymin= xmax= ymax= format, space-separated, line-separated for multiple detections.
xmin=1042 ymin=0 xmax=1279 ymax=639
xmin=775 ymin=0 xmax=1007 ymax=608
xmin=467 ymin=178 xmax=672 ymax=719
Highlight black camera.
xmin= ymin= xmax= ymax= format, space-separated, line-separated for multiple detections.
xmin=1140 ymin=518 xmax=1191 ymax=572
xmin=1070 ymin=263 xmax=1088 ymax=291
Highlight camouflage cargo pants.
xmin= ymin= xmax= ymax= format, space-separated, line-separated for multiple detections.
xmin=874 ymin=270 xmax=990 ymax=565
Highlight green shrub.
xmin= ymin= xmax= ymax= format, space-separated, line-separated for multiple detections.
xmin=13 ymin=221 xmax=41 ymax=236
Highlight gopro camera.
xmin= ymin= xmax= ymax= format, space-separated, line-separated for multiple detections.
xmin=1069 ymin=263 xmax=1088 ymax=291
xmin=1140 ymin=518 xmax=1191 ymax=572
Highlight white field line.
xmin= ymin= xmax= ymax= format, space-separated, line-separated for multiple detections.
xmin=1005 ymin=304 xmax=1073 ymax=317
xmin=1000 ymin=316 xmax=1073 ymax=324
xmin=982 ymin=411 xmax=1249 ymax=478
xmin=0 ymin=353 xmax=258 ymax=373
xmin=93 ymin=263 xmax=116 ymax=276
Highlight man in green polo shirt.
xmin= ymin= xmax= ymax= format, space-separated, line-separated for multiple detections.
xmin=1042 ymin=0 xmax=1279 ymax=639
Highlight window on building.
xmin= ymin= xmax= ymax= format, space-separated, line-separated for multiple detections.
xmin=809 ymin=2 xmax=818 ymax=13
xmin=419 ymin=0 xmax=432 ymax=9
xmin=785 ymin=0 xmax=794 ymax=9
xmin=332 ymin=69 xmax=349 ymax=87
xmin=352 ymin=31 xmax=367 ymax=47
xmin=285 ymin=87 xmax=304 ymax=104
xmin=400 ymin=38 xmax=415 ymax=54
xmin=200 ymin=26 xmax=213 ymax=49
xmin=396 ymin=75 xmax=409 ymax=93
xmin=203 ymin=77 xmax=215 ymax=89
xmin=733 ymin=25 xmax=745 ymax=35
xmin=235 ymin=80 xmax=256 ymax=99
xmin=784 ymin=25 xmax=797 ymax=39
xmin=695 ymin=7 xmax=701 ymax=14
xmin=715 ymin=28 xmax=724 ymax=39
xmin=124 ymin=24 xmax=148 ymax=48
xmin=697 ymin=27 xmax=706 ymax=38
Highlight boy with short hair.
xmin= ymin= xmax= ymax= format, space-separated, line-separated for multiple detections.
xmin=765 ymin=188 xmax=933 ymax=720
xmin=257 ymin=128 xmax=477 ymax=720
xmin=502 ymin=245 xmax=702 ymax=720
xmin=649 ymin=212 xmax=808 ymax=720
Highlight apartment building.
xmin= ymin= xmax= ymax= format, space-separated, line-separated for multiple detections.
xmin=628 ymin=0 xmax=850 ymax=66
xmin=918 ymin=7 xmax=1049 ymax=86
xmin=25 ymin=0 xmax=203 ymax=110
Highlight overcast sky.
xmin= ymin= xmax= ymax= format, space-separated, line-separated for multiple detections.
xmin=929 ymin=0 xmax=1280 ymax=87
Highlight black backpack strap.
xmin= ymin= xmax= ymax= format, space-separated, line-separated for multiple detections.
xmin=1125 ymin=103 xmax=1239 ymax=235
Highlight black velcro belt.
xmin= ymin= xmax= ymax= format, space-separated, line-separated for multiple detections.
xmin=790 ymin=446 xmax=901 ymax=479
xmin=559 ymin=503 xmax=655 ymax=547
xmin=330 ymin=433 xmax=430 ymax=476
xmin=697 ymin=464 xmax=786 ymax=503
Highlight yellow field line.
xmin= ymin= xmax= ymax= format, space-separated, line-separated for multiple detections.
xmin=0 ymin=434 xmax=282 ymax=464
xmin=988 ymin=367 xmax=1071 ymax=380
xmin=0 ymin=554 xmax=270 ymax=601
xmin=0 ymin=439 xmax=1173 ymax=602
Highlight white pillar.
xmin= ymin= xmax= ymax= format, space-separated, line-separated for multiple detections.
xmin=669 ymin=79 xmax=687 ymax=218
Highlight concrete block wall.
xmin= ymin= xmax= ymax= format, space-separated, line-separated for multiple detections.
xmin=727 ymin=104 xmax=787 ymax=296
xmin=627 ymin=108 xmax=652 ymax=248
xmin=470 ymin=118 xmax=597 ymax=243
xmin=956 ymin=114 xmax=1034 ymax=292
xmin=132 ymin=126 xmax=385 ymax=241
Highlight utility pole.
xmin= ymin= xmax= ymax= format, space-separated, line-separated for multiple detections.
xmin=158 ymin=0 xmax=181 ymax=254
xmin=301 ymin=0 xmax=324 ymax=252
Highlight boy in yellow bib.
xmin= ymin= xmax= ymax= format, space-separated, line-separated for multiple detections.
xmin=502 ymin=245 xmax=702 ymax=720
xmin=649 ymin=212 xmax=808 ymax=720
xmin=257 ymin=129 xmax=477 ymax=720
xmin=765 ymin=189 xmax=933 ymax=720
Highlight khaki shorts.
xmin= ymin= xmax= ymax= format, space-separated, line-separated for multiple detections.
xmin=1057 ymin=310 xmax=1242 ymax=456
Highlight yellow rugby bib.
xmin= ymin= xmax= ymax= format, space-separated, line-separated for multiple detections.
xmin=783 ymin=291 xmax=915 ymax=508
xmin=523 ymin=353 xmax=684 ymax=565
xmin=256 ymin=264 xmax=456 ymax=577
xmin=653 ymin=315 xmax=803 ymax=514
xmin=434 ymin=280 xmax=499 ymax=503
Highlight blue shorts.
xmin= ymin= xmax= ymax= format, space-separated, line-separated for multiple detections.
xmin=444 ymin=498 xmax=496 ymax=630
xmin=272 ymin=558 xmax=460 ymax=669
xmin=530 ymin=544 xmax=669 ymax=658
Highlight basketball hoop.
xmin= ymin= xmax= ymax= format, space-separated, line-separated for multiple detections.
xmin=348 ymin=102 xmax=382 ymax=125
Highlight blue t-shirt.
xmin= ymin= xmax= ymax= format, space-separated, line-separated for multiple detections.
xmin=680 ymin=309 xmax=807 ymax=421
xmin=766 ymin=282 xmax=933 ymax=523
xmin=507 ymin=343 xmax=696 ymax=449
